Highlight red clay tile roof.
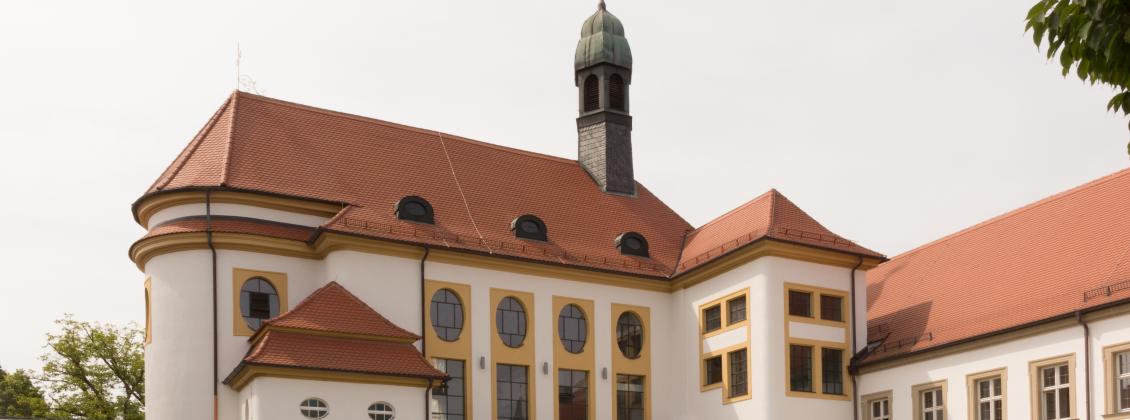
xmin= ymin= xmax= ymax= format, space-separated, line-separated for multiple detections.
xmin=676 ymin=190 xmax=882 ymax=274
xmin=240 ymin=330 xmax=446 ymax=380
xmin=136 ymin=216 xmax=315 ymax=243
xmin=864 ymin=167 xmax=1130 ymax=363
xmin=261 ymin=281 xmax=419 ymax=340
xmin=142 ymin=92 xmax=879 ymax=279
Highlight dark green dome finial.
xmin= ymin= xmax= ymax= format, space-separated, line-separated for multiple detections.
xmin=575 ymin=1 xmax=632 ymax=70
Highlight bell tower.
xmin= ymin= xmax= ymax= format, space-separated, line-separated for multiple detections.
xmin=575 ymin=0 xmax=635 ymax=196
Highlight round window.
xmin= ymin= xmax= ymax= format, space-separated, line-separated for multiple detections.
xmin=616 ymin=312 xmax=644 ymax=359
xmin=368 ymin=402 xmax=395 ymax=420
xmin=496 ymin=297 xmax=528 ymax=348
xmin=239 ymin=277 xmax=280 ymax=331
xmin=558 ymin=304 xmax=588 ymax=354
xmin=299 ymin=398 xmax=328 ymax=419
xmin=403 ymin=201 xmax=427 ymax=217
xmin=430 ymin=289 xmax=464 ymax=341
xmin=519 ymin=220 xmax=541 ymax=234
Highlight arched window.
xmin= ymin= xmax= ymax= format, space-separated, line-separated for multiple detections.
xmin=368 ymin=402 xmax=395 ymax=420
xmin=299 ymin=398 xmax=328 ymax=419
xmin=496 ymin=297 xmax=528 ymax=348
xmin=616 ymin=312 xmax=644 ymax=359
xmin=609 ymin=74 xmax=625 ymax=111
xmin=511 ymin=215 xmax=547 ymax=241
xmin=558 ymin=304 xmax=588 ymax=354
xmin=616 ymin=232 xmax=649 ymax=258
xmin=396 ymin=196 xmax=434 ymax=224
xmin=583 ymin=75 xmax=600 ymax=112
xmin=430 ymin=289 xmax=464 ymax=341
xmin=239 ymin=277 xmax=280 ymax=331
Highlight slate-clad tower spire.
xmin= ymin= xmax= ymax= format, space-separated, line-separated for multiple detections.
xmin=575 ymin=1 xmax=635 ymax=195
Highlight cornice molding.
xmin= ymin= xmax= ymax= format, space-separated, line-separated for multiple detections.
xmin=135 ymin=190 xmax=343 ymax=229
xmin=225 ymin=364 xmax=441 ymax=391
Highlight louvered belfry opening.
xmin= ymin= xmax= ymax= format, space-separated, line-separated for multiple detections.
xmin=608 ymin=74 xmax=625 ymax=111
xmin=583 ymin=75 xmax=600 ymax=112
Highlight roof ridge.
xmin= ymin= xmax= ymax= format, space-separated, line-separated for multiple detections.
xmin=148 ymin=94 xmax=234 ymax=192
xmin=688 ymin=189 xmax=776 ymax=234
xmin=889 ymin=166 xmax=1130 ymax=261
xmin=232 ymin=91 xmax=579 ymax=166
xmin=219 ymin=90 xmax=239 ymax=186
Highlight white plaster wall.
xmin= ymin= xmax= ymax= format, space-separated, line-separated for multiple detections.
xmin=147 ymin=202 xmax=331 ymax=228
xmin=857 ymin=321 xmax=1114 ymax=420
xmin=240 ymin=377 xmax=425 ymax=420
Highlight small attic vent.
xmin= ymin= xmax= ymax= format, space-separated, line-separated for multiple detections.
xmin=396 ymin=196 xmax=434 ymax=224
xmin=609 ymin=74 xmax=625 ymax=111
xmin=616 ymin=232 xmax=649 ymax=257
xmin=511 ymin=215 xmax=547 ymax=241
xmin=583 ymin=75 xmax=600 ymax=112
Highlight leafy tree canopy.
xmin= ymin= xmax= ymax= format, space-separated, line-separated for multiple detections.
xmin=40 ymin=316 xmax=144 ymax=420
xmin=1027 ymin=0 xmax=1130 ymax=155
xmin=0 ymin=367 xmax=50 ymax=418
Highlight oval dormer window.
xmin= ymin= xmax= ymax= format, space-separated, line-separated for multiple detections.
xmin=396 ymin=196 xmax=434 ymax=224
xmin=511 ymin=215 xmax=547 ymax=241
xmin=616 ymin=232 xmax=649 ymax=257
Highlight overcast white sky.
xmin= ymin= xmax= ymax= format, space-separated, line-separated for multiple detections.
xmin=1 ymin=0 xmax=1127 ymax=372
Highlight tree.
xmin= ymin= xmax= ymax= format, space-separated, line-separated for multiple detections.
xmin=0 ymin=367 xmax=50 ymax=418
xmin=40 ymin=316 xmax=144 ymax=420
xmin=1026 ymin=0 xmax=1130 ymax=156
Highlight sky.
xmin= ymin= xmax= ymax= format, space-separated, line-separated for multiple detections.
xmin=0 ymin=0 xmax=1127 ymax=372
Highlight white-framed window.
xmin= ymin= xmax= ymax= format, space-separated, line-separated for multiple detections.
xmin=869 ymin=398 xmax=890 ymax=420
xmin=368 ymin=402 xmax=395 ymax=420
xmin=920 ymin=387 xmax=944 ymax=420
xmin=1040 ymin=363 xmax=1071 ymax=419
xmin=299 ymin=398 xmax=328 ymax=419
xmin=975 ymin=376 xmax=1003 ymax=420
xmin=1117 ymin=350 xmax=1130 ymax=412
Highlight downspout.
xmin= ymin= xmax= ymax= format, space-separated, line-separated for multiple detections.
xmin=1076 ymin=311 xmax=1092 ymax=419
xmin=207 ymin=191 xmax=219 ymax=420
xmin=850 ymin=256 xmax=864 ymax=420
xmin=420 ymin=246 xmax=432 ymax=419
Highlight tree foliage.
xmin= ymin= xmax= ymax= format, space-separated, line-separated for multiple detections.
xmin=40 ymin=316 xmax=144 ymax=420
xmin=0 ymin=367 xmax=50 ymax=418
xmin=1026 ymin=0 xmax=1130 ymax=155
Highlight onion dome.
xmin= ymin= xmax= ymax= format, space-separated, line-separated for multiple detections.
xmin=575 ymin=1 xmax=633 ymax=70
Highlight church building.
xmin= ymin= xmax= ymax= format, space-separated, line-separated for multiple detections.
xmin=130 ymin=3 xmax=1130 ymax=420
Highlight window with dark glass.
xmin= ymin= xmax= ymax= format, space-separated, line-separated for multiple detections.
xmin=396 ymin=196 xmax=434 ymax=224
xmin=727 ymin=295 xmax=747 ymax=325
xmin=299 ymin=398 xmax=328 ymax=419
xmin=239 ymin=277 xmax=279 ymax=331
xmin=583 ymin=75 xmax=599 ymax=112
xmin=430 ymin=289 xmax=464 ymax=342
xmin=869 ymin=398 xmax=890 ymax=420
xmin=609 ymin=74 xmax=625 ymax=111
xmin=728 ymin=348 xmax=749 ymax=398
xmin=921 ymin=387 xmax=944 ymax=420
xmin=703 ymin=356 xmax=722 ymax=386
xmin=497 ymin=364 xmax=529 ymax=420
xmin=367 ymin=402 xmax=394 ymax=420
xmin=789 ymin=344 xmax=813 ymax=392
xmin=432 ymin=359 xmax=465 ymax=420
xmin=616 ymin=232 xmax=649 ymax=258
xmin=702 ymin=305 xmax=722 ymax=334
xmin=1040 ymin=363 xmax=1071 ymax=420
xmin=616 ymin=374 xmax=644 ymax=420
xmin=616 ymin=312 xmax=643 ymax=359
xmin=496 ymin=297 xmax=528 ymax=348
xmin=558 ymin=304 xmax=588 ymax=354
xmin=821 ymin=348 xmax=844 ymax=395
xmin=788 ymin=290 xmax=812 ymax=318
xmin=558 ymin=369 xmax=589 ymax=420
xmin=976 ymin=376 xmax=1003 ymax=420
xmin=511 ymin=215 xmax=547 ymax=241
xmin=820 ymin=294 xmax=844 ymax=322
xmin=1118 ymin=351 xmax=1130 ymax=412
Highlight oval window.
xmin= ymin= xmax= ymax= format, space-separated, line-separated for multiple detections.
xmin=239 ymin=277 xmax=280 ymax=331
xmin=368 ymin=402 xmax=395 ymax=420
xmin=558 ymin=304 xmax=588 ymax=354
xmin=299 ymin=398 xmax=328 ymax=419
xmin=496 ymin=297 xmax=528 ymax=348
xmin=430 ymin=289 xmax=464 ymax=342
xmin=616 ymin=312 xmax=644 ymax=359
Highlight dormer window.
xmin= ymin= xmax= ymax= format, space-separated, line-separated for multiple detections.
xmin=511 ymin=215 xmax=547 ymax=241
xmin=396 ymin=196 xmax=434 ymax=224
xmin=616 ymin=232 xmax=649 ymax=257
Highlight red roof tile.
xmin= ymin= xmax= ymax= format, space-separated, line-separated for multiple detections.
xmin=263 ymin=281 xmax=419 ymax=341
xmin=676 ymin=190 xmax=882 ymax=274
xmin=864 ymin=167 xmax=1130 ymax=363
xmin=241 ymin=330 xmax=445 ymax=380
